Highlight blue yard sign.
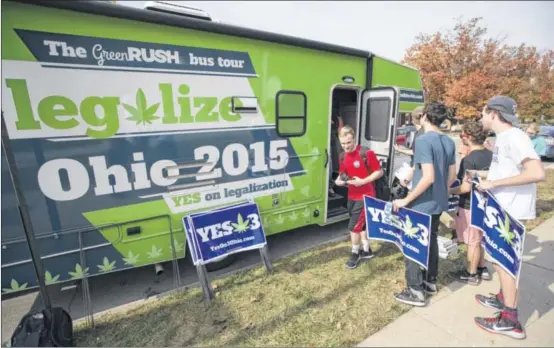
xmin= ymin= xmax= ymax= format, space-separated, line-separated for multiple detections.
xmin=470 ymin=181 xmax=526 ymax=281
xmin=448 ymin=179 xmax=461 ymax=212
xmin=183 ymin=201 xmax=267 ymax=265
xmin=364 ymin=195 xmax=431 ymax=269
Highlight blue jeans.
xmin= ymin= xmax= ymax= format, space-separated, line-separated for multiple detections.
xmin=405 ymin=214 xmax=441 ymax=291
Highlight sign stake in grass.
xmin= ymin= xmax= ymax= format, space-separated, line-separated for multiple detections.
xmin=184 ymin=200 xmax=273 ymax=303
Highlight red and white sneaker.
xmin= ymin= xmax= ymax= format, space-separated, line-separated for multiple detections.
xmin=474 ymin=312 xmax=526 ymax=340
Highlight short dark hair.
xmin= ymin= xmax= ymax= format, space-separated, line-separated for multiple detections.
xmin=423 ymin=102 xmax=449 ymax=127
xmin=462 ymin=119 xmax=487 ymax=145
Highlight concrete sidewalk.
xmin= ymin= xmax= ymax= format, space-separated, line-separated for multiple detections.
xmin=358 ymin=216 xmax=554 ymax=347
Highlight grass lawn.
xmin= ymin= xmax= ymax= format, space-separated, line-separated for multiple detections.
xmin=74 ymin=169 xmax=554 ymax=347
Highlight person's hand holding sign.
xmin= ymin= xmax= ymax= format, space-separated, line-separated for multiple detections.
xmin=392 ymin=198 xmax=409 ymax=212
xmin=475 ymin=180 xmax=496 ymax=191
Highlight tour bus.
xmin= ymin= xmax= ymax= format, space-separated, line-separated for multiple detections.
xmin=1 ymin=0 xmax=425 ymax=294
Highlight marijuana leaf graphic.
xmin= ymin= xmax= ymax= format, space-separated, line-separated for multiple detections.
xmin=169 ymin=241 xmax=184 ymax=253
xmin=302 ymin=208 xmax=311 ymax=218
xmin=301 ymin=186 xmax=310 ymax=197
xmin=123 ymin=88 xmax=160 ymax=126
xmin=147 ymin=245 xmax=163 ymax=259
xmin=289 ymin=211 xmax=298 ymax=221
xmin=69 ymin=263 xmax=89 ymax=280
xmin=98 ymin=257 xmax=117 ymax=273
xmin=274 ymin=215 xmax=285 ymax=225
xmin=44 ymin=271 xmax=60 ymax=285
xmin=495 ymin=215 xmax=516 ymax=246
xmin=402 ymin=216 xmax=420 ymax=239
xmin=232 ymin=214 xmax=250 ymax=233
xmin=123 ymin=250 xmax=140 ymax=265
xmin=2 ymin=279 xmax=28 ymax=293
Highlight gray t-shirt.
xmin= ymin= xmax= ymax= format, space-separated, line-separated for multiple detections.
xmin=410 ymin=131 xmax=456 ymax=215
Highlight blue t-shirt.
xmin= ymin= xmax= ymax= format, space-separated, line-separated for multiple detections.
xmin=410 ymin=131 xmax=456 ymax=215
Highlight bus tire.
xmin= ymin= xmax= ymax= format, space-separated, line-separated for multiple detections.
xmin=205 ymin=253 xmax=238 ymax=272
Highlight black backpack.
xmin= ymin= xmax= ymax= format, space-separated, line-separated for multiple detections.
xmin=10 ymin=307 xmax=74 ymax=347
xmin=339 ymin=146 xmax=391 ymax=201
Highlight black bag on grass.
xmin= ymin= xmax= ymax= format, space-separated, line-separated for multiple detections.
xmin=10 ymin=307 xmax=74 ymax=347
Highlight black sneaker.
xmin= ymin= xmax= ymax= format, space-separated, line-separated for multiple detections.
xmin=458 ymin=270 xmax=481 ymax=286
xmin=475 ymin=293 xmax=504 ymax=310
xmin=393 ymin=287 xmax=426 ymax=307
xmin=422 ymin=281 xmax=438 ymax=295
xmin=360 ymin=249 xmax=375 ymax=260
xmin=345 ymin=252 xmax=361 ymax=269
xmin=475 ymin=312 xmax=526 ymax=340
xmin=478 ymin=267 xmax=492 ymax=281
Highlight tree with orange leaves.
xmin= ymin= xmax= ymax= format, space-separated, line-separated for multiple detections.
xmin=403 ymin=17 xmax=554 ymax=120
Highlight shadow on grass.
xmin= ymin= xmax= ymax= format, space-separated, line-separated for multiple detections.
xmin=215 ymin=260 xmax=406 ymax=347
xmin=75 ymin=241 xmax=465 ymax=347
xmin=281 ymin=244 xmax=350 ymax=274
xmin=280 ymin=240 xmax=405 ymax=275
xmin=75 ymin=289 xmax=238 ymax=347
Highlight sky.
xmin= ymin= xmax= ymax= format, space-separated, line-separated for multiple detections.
xmin=120 ymin=1 xmax=553 ymax=63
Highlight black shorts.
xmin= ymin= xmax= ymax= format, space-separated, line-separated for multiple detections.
xmin=347 ymin=200 xmax=366 ymax=233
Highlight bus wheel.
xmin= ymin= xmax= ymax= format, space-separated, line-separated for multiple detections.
xmin=205 ymin=254 xmax=238 ymax=272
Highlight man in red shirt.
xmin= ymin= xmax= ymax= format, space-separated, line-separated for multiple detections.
xmin=335 ymin=125 xmax=384 ymax=269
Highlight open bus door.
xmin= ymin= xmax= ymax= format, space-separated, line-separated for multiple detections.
xmin=358 ymin=86 xmax=400 ymax=188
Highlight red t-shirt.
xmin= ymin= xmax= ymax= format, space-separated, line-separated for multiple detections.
xmin=339 ymin=145 xmax=382 ymax=201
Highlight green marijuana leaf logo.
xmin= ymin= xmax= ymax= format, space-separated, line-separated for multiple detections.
xmin=123 ymin=88 xmax=160 ymax=125
xmin=274 ymin=215 xmax=285 ymax=225
xmin=123 ymin=251 xmax=140 ymax=265
xmin=169 ymin=241 xmax=184 ymax=253
xmin=147 ymin=245 xmax=163 ymax=259
xmin=302 ymin=208 xmax=311 ymax=218
xmin=69 ymin=263 xmax=89 ymax=280
xmin=2 ymin=279 xmax=28 ymax=293
xmin=402 ymin=216 xmax=420 ymax=239
xmin=44 ymin=271 xmax=60 ymax=285
xmin=232 ymin=214 xmax=250 ymax=233
xmin=289 ymin=211 xmax=298 ymax=221
xmin=97 ymin=257 xmax=117 ymax=273
xmin=495 ymin=215 xmax=516 ymax=246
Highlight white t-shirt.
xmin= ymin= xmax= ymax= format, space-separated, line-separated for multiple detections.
xmin=487 ymin=127 xmax=540 ymax=220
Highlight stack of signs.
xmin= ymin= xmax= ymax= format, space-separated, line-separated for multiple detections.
xmin=183 ymin=200 xmax=267 ymax=265
xmin=394 ymin=162 xmax=414 ymax=190
xmin=364 ymin=195 xmax=431 ymax=270
xmin=438 ymin=179 xmax=461 ymax=259
xmin=438 ymin=236 xmax=458 ymax=259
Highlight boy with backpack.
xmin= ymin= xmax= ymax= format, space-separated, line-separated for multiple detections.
xmin=335 ymin=125 xmax=384 ymax=269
